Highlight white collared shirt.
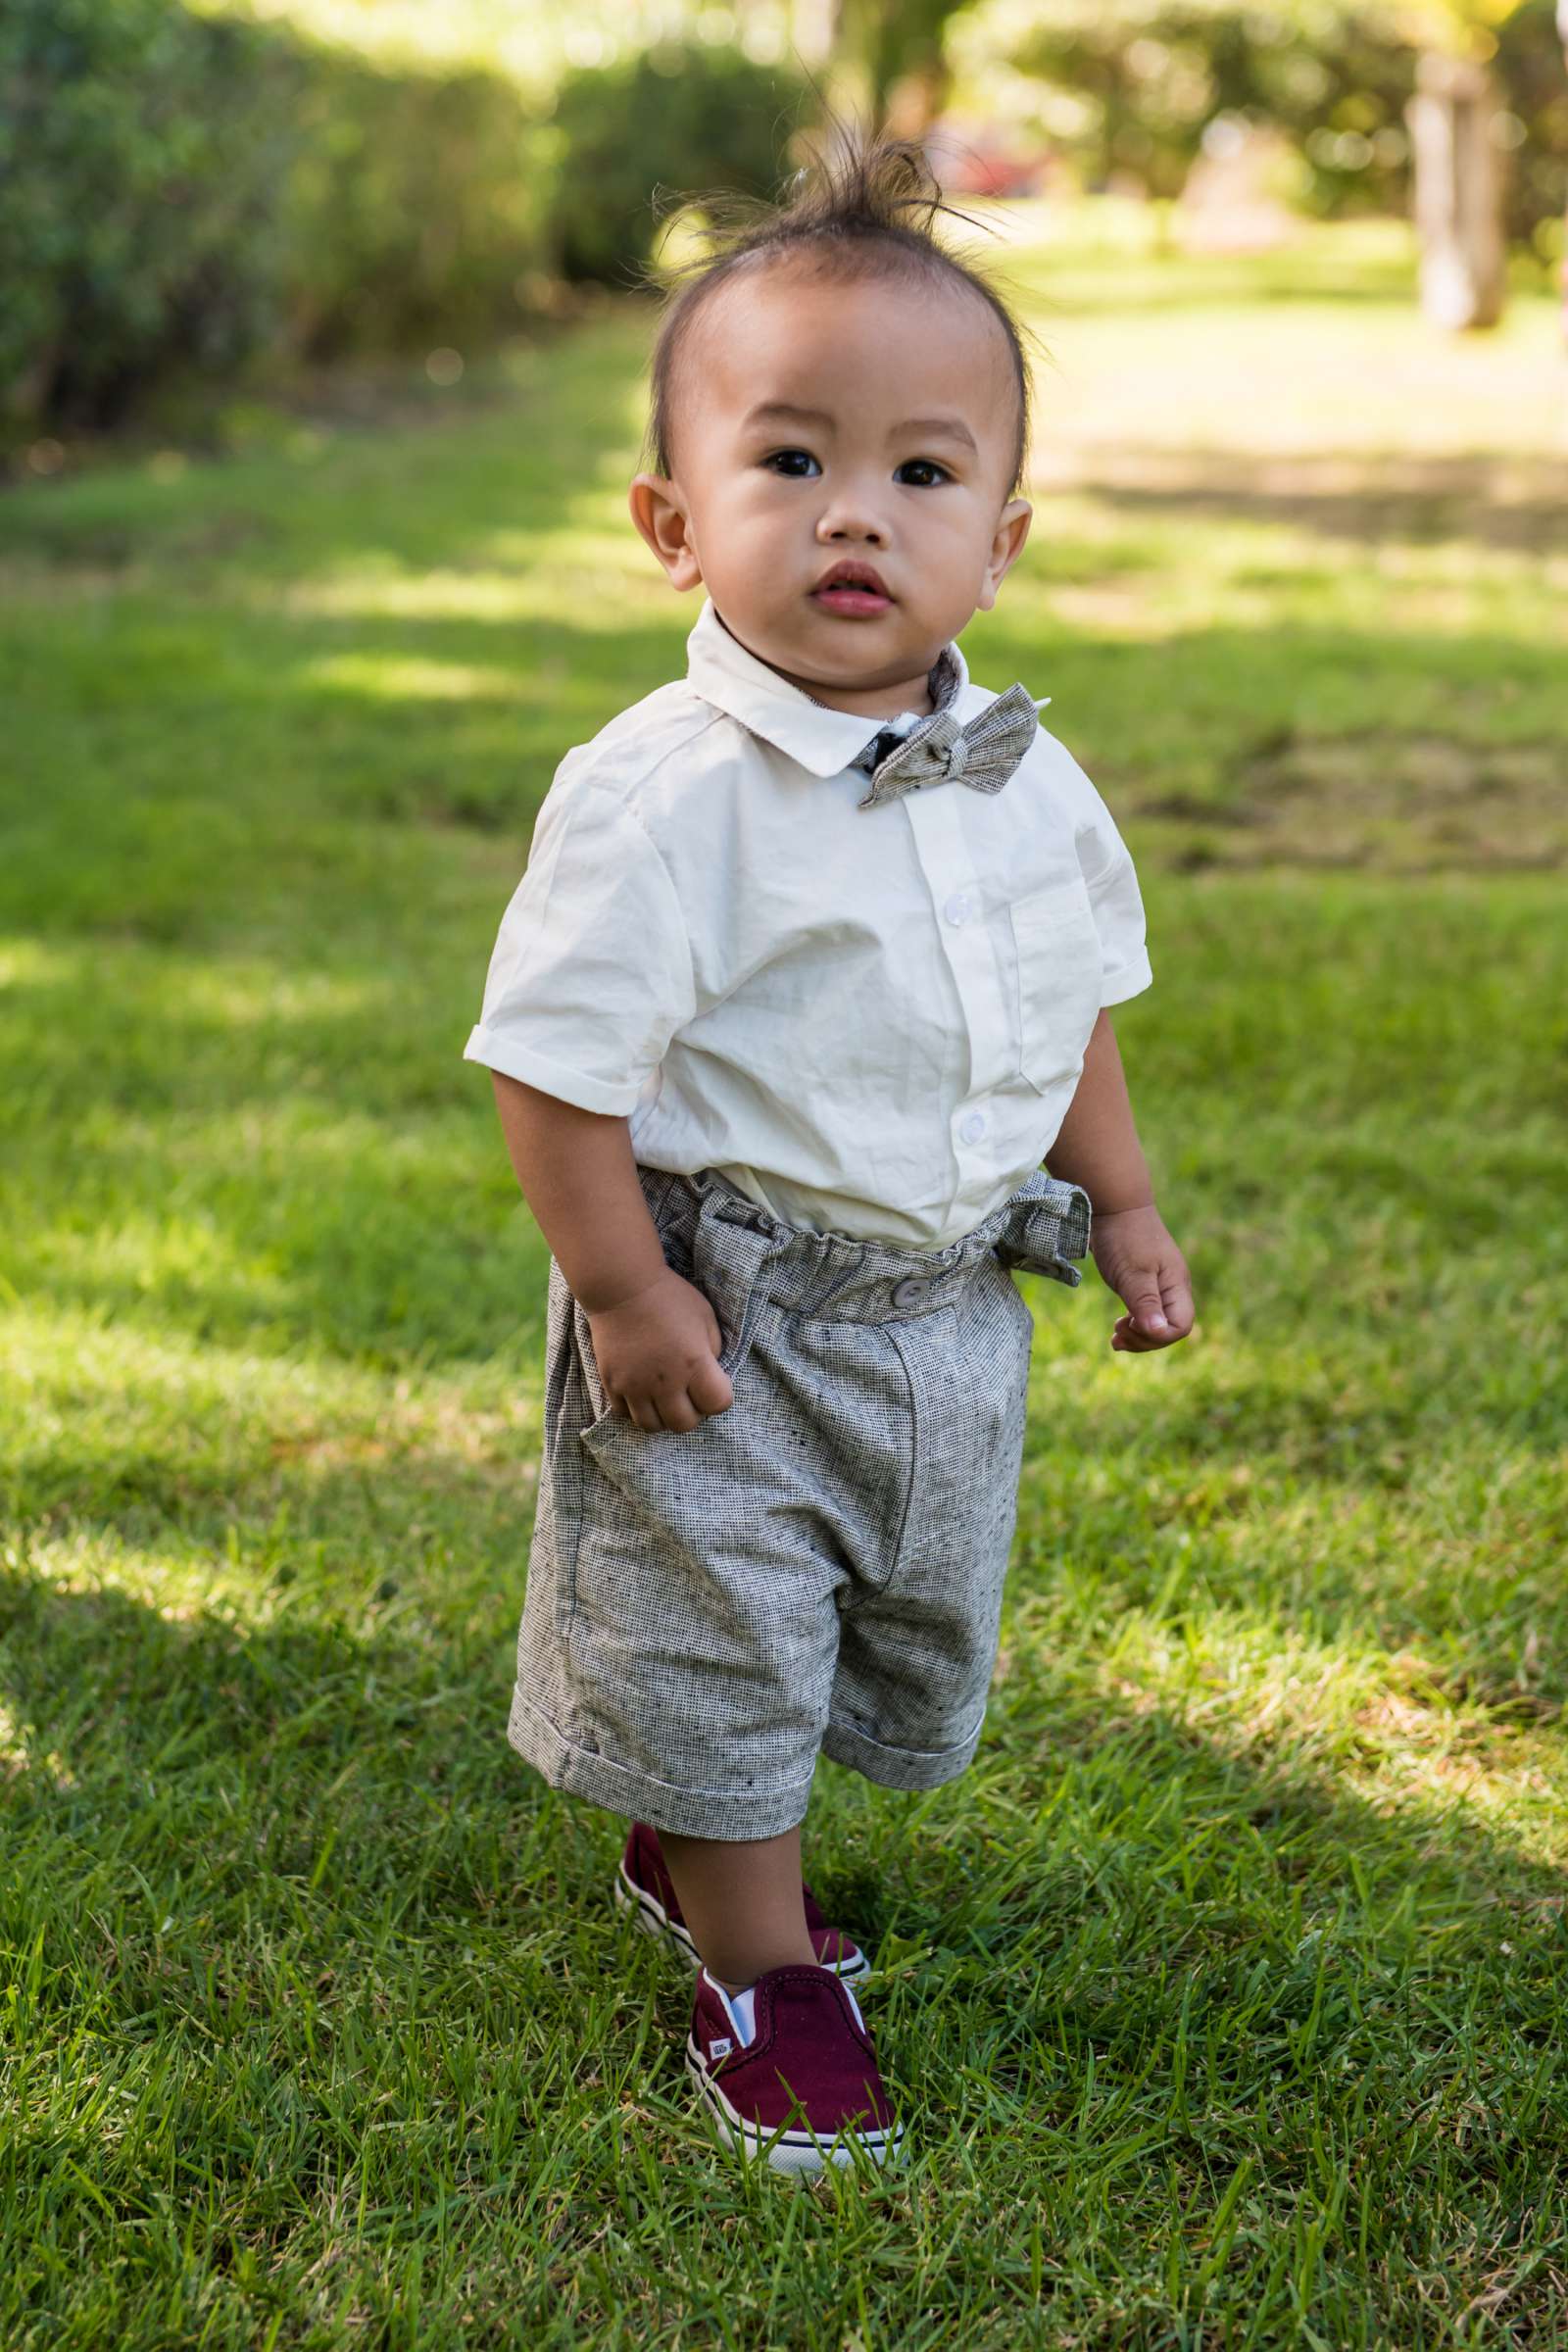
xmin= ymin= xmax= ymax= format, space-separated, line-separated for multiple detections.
xmin=464 ymin=596 xmax=1152 ymax=1250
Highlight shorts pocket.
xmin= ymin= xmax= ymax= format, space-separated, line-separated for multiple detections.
xmin=1008 ymin=876 xmax=1104 ymax=1094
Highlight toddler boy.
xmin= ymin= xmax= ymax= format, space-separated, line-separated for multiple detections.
xmin=465 ymin=135 xmax=1194 ymax=2172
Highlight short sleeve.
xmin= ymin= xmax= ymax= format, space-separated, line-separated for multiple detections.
xmin=462 ymin=775 xmax=696 ymax=1115
xmin=1052 ymin=744 xmax=1152 ymax=1007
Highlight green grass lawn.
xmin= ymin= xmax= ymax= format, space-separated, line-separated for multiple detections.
xmin=3 ymin=215 xmax=1567 ymax=2348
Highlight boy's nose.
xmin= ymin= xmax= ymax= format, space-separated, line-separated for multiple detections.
xmin=819 ymin=514 xmax=888 ymax=545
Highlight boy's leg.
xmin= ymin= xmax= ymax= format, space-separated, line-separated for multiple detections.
xmin=660 ymin=1826 xmax=816 ymax=1990
xmin=671 ymin=1823 xmax=900 ymax=2173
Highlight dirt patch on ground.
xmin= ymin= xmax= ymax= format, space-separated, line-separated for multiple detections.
xmin=1145 ymin=732 xmax=1566 ymax=872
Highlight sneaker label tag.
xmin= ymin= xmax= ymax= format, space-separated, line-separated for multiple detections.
xmin=710 ymin=2036 xmax=732 ymax=2059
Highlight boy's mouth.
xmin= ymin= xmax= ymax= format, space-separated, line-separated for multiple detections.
xmin=810 ymin=562 xmax=893 ymax=615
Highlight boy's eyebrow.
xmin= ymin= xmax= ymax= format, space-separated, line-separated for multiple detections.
xmin=743 ymin=400 xmax=979 ymax=455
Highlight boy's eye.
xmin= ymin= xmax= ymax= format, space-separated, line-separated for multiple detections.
xmin=896 ymin=460 xmax=951 ymax=487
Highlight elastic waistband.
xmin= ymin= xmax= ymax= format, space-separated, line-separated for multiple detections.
xmin=635 ymin=1163 xmax=1092 ymax=1330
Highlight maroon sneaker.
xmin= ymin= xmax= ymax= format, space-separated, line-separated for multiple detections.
xmin=688 ymin=1964 xmax=903 ymax=2173
xmin=613 ymin=1821 xmax=869 ymax=1982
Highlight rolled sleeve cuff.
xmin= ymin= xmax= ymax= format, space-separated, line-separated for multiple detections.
xmin=1100 ymin=950 xmax=1153 ymax=1007
xmin=462 ymin=1026 xmax=644 ymax=1116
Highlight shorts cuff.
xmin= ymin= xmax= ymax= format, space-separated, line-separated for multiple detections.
xmin=507 ymin=1686 xmax=816 ymax=1842
xmin=820 ymin=1709 xmax=986 ymax=1791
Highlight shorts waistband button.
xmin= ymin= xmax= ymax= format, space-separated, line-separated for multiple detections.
xmin=890 ymin=1277 xmax=930 ymax=1309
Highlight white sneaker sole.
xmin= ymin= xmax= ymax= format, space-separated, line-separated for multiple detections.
xmin=613 ymin=1864 xmax=871 ymax=1983
xmin=686 ymin=2039 xmax=905 ymax=2176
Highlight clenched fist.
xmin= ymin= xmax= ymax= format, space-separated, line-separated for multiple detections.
xmin=586 ymin=1267 xmax=735 ymax=1432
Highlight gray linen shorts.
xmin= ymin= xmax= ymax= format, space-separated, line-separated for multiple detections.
xmin=507 ymin=1162 xmax=1092 ymax=1840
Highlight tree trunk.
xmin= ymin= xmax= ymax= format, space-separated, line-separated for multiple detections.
xmin=1405 ymin=52 xmax=1506 ymax=330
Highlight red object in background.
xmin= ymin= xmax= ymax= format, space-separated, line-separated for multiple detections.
xmin=925 ymin=125 xmax=1045 ymax=200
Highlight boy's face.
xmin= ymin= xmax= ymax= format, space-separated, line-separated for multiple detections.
xmin=629 ymin=264 xmax=1033 ymax=716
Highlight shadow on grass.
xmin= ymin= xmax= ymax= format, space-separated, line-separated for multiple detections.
xmin=1053 ymin=448 xmax=1568 ymax=554
xmin=1 ymin=1553 xmax=1563 ymax=1990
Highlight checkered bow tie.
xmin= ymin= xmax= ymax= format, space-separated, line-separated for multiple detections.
xmin=847 ymin=645 xmax=1051 ymax=812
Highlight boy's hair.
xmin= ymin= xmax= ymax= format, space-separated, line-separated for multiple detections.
xmin=639 ymin=122 xmax=1040 ymax=507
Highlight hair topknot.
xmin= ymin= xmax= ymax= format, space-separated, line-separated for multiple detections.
xmin=638 ymin=118 xmax=1040 ymax=505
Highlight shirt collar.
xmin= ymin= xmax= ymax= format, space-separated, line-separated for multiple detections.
xmin=683 ymin=594 xmax=969 ymax=779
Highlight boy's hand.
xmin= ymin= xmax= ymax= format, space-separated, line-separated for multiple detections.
xmin=586 ymin=1267 xmax=735 ymax=1433
xmin=1091 ymin=1203 xmax=1195 ymax=1353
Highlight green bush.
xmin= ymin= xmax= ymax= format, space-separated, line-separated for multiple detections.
xmin=544 ymin=39 xmax=809 ymax=287
xmin=0 ymin=0 xmax=293 ymax=424
xmin=0 ymin=0 xmax=550 ymax=431
xmin=281 ymin=53 xmax=552 ymax=361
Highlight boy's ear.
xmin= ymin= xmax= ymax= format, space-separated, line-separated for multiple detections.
xmin=628 ymin=473 xmax=703 ymax=591
xmin=976 ymin=497 xmax=1032 ymax=613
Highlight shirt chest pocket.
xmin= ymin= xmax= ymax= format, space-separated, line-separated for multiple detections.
xmin=1007 ymin=877 xmax=1104 ymax=1095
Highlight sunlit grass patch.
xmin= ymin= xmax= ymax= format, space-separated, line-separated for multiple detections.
xmin=302 ymin=653 xmax=535 ymax=703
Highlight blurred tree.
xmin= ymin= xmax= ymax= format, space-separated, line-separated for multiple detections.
xmin=810 ymin=0 xmax=968 ymax=133
xmin=1491 ymin=0 xmax=1568 ymax=259
xmin=960 ymin=2 xmax=1424 ymax=205
xmin=1406 ymin=49 xmax=1506 ymax=322
xmin=848 ymin=0 xmax=962 ymax=130
xmin=1398 ymin=0 xmax=1516 ymax=324
xmin=945 ymin=0 xmax=1562 ymax=309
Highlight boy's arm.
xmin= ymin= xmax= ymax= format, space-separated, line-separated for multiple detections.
xmin=1045 ymin=1009 xmax=1194 ymax=1353
xmin=490 ymin=1073 xmax=733 ymax=1430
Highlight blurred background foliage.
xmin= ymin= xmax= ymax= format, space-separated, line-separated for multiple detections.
xmin=951 ymin=0 xmax=1566 ymax=242
xmin=0 ymin=0 xmax=1563 ymax=440
xmin=0 ymin=1 xmax=810 ymax=437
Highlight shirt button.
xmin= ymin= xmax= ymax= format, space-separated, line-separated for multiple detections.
xmin=890 ymin=1277 xmax=929 ymax=1309
xmin=943 ymin=892 xmax=972 ymax=927
xmin=958 ymin=1110 xmax=988 ymax=1145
